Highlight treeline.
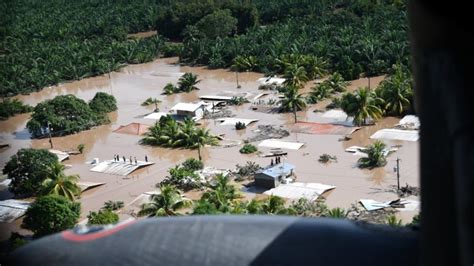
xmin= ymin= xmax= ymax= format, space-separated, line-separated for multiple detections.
xmin=181 ymin=1 xmax=409 ymax=80
xmin=0 ymin=0 xmax=169 ymax=96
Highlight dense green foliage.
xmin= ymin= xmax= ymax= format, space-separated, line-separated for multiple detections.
xmin=358 ymin=141 xmax=388 ymax=169
xmin=88 ymin=92 xmax=117 ymax=114
xmin=181 ymin=1 xmax=409 ymax=80
xmin=26 ymin=93 xmax=115 ymax=138
xmin=3 ymin=148 xmax=58 ymax=196
xmin=87 ymin=209 xmax=119 ymax=225
xmin=0 ymin=98 xmax=32 ymax=120
xmin=1 ymin=0 xmax=168 ymax=96
xmin=233 ymin=161 xmax=262 ymax=181
xmin=239 ymin=144 xmax=258 ymax=154
xmin=376 ymin=64 xmax=413 ymax=115
xmin=162 ymin=73 xmax=200 ymax=94
xmin=195 ymin=9 xmax=237 ymax=39
xmin=22 ymin=195 xmax=80 ymax=237
xmin=235 ymin=122 xmax=246 ymax=130
xmin=141 ymin=115 xmax=218 ymax=149
xmin=40 ymin=162 xmax=81 ymax=201
xmin=139 ymin=184 xmax=192 ymax=217
xmin=340 ymin=87 xmax=384 ymax=126
xmin=278 ymin=86 xmax=307 ymax=123
xmin=102 ymin=200 xmax=125 ymax=211
xmin=228 ymin=96 xmax=249 ymax=106
xmin=156 ymin=0 xmax=258 ymax=40
xmin=160 ymin=159 xmax=203 ymax=191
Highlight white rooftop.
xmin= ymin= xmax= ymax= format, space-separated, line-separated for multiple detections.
xmin=264 ymin=182 xmax=336 ymax=201
xmin=0 ymin=199 xmax=30 ymax=223
xmin=397 ymin=115 xmax=420 ymax=130
xmin=144 ymin=112 xmax=168 ymax=120
xmin=258 ymin=139 xmax=305 ymax=150
xmin=257 ymin=77 xmax=286 ymax=86
xmin=90 ymin=160 xmax=154 ymax=176
xmin=370 ymin=128 xmax=419 ymax=142
xmin=170 ymin=101 xmax=206 ymax=112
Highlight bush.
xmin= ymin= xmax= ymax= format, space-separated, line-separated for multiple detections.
xmin=89 ymin=92 xmax=117 ymax=114
xmin=318 ymin=154 xmax=337 ymax=163
xmin=87 ymin=209 xmax=119 ymax=225
xmin=77 ymin=144 xmax=85 ymax=154
xmin=22 ymin=195 xmax=80 ymax=237
xmin=235 ymin=121 xmax=246 ymax=130
xmin=228 ymin=96 xmax=249 ymax=106
xmin=102 ymin=200 xmax=124 ymax=211
xmin=182 ymin=158 xmax=204 ymax=171
xmin=3 ymin=148 xmax=58 ymax=196
xmin=239 ymin=144 xmax=257 ymax=154
xmin=234 ymin=161 xmax=261 ymax=181
xmin=0 ymin=98 xmax=33 ymax=120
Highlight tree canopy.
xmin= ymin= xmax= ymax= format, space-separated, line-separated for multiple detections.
xmin=22 ymin=195 xmax=80 ymax=237
xmin=3 ymin=148 xmax=58 ymax=196
xmin=87 ymin=209 xmax=119 ymax=225
xmin=195 ymin=9 xmax=237 ymax=39
xmin=0 ymin=98 xmax=32 ymax=120
xmin=26 ymin=93 xmax=115 ymax=138
xmin=88 ymin=92 xmax=117 ymax=114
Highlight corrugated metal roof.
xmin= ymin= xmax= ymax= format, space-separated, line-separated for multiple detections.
xmin=170 ymin=102 xmax=206 ymax=112
xmin=259 ymin=163 xmax=295 ymax=179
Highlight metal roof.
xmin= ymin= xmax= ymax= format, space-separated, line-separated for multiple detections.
xmin=258 ymin=163 xmax=295 ymax=179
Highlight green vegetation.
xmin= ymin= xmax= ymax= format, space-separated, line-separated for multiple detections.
xmin=195 ymin=9 xmax=237 ymax=39
xmin=318 ymin=154 xmax=337 ymax=163
xmin=386 ymin=214 xmax=403 ymax=227
xmin=22 ymin=195 xmax=80 ymax=237
xmin=102 ymin=200 xmax=125 ymax=211
xmin=239 ymin=144 xmax=258 ymax=154
xmin=408 ymin=213 xmax=420 ymax=226
xmin=0 ymin=98 xmax=32 ymax=120
xmin=1 ymin=0 xmax=167 ymax=96
xmin=358 ymin=141 xmax=388 ymax=169
xmin=327 ymin=207 xmax=347 ymax=218
xmin=88 ymin=92 xmax=117 ymax=114
xmin=233 ymin=161 xmax=262 ymax=181
xmin=193 ymin=174 xmax=241 ymax=214
xmin=77 ymin=144 xmax=85 ymax=154
xmin=87 ymin=209 xmax=119 ymax=225
xmin=138 ymin=184 xmax=192 ymax=217
xmin=235 ymin=121 xmax=246 ymax=130
xmin=40 ymin=161 xmax=81 ymax=201
xmin=340 ymin=87 xmax=384 ymax=126
xmin=290 ymin=198 xmax=329 ymax=217
xmin=156 ymin=1 xmax=258 ymax=40
xmin=141 ymin=97 xmax=161 ymax=110
xmin=27 ymin=93 xmax=116 ymax=138
xmin=376 ymin=64 xmax=413 ymax=116
xmin=278 ymin=86 xmax=307 ymax=123
xmin=307 ymin=73 xmax=349 ymax=104
xmin=228 ymin=96 xmax=249 ymax=106
xmin=3 ymin=148 xmax=58 ymax=196
xmin=162 ymin=73 xmax=200 ymax=94
xmin=8 ymin=233 xmax=29 ymax=251
xmin=181 ymin=1 xmax=409 ymax=80
xmin=160 ymin=159 xmax=203 ymax=191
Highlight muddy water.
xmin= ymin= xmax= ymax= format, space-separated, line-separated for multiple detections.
xmin=0 ymin=57 xmax=419 ymax=235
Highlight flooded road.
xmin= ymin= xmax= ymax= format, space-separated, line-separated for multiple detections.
xmin=0 ymin=57 xmax=419 ymax=231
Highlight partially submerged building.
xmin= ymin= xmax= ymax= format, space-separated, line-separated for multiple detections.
xmin=255 ymin=162 xmax=295 ymax=189
xmin=170 ymin=101 xmax=211 ymax=121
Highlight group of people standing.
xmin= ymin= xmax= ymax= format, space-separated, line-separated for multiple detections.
xmin=270 ymin=156 xmax=282 ymax=166
xmin=113 ymin=154 xmax=148 ymax=164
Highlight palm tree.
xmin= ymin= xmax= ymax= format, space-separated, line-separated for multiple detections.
xmin=201 ymin=174 xmax=240 ymax=212
xmin=357 ymin=141 xmax=387 ymax=169
xmin=178 ymin=73 xmax=200 ymax=92
xmin=340 ymin=87 xmax=384 ymax=126
xmin=283 ymin=64 xmax=309 ymax=89
xmin=278 ymin=86 xmax=307 ymax=123
xmin=41 ymin=162 xmax=81 ymax=201
xmin=325 ymin=72 xmax=349 ymax=93
xmin=261 ymin=195 xmax=288 ymax=215
xmin=138 ymin=184 xmax=192 ymax=217
xmin=376 ymin=64 xmax=413 ymax=115
xmin=327 ymin=207 xmax=347 ymax=218
xmin=192 ymin=127 xmax=218 ymax=161
xmin=162 ymin=83 xmax=177 ymax=95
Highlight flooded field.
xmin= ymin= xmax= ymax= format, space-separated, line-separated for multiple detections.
xmin=0 ymin=58 xmax=419 ymax=234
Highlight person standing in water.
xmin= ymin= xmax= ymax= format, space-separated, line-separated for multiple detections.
xmin=145 ymin=155 xmax=148 ymax=162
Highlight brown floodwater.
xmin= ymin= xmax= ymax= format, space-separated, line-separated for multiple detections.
xmin=0 ymin=58 xmax=419 ymax=237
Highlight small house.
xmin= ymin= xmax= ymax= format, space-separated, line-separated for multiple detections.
xmin=170 ymin=101 xmax=208 ymax=121
xmin=254 ymin=162 xmax=295 ymax=189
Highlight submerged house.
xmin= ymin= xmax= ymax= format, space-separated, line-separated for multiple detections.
xmin=254 ymin=162 xmax=295 ymax=189
xmin=170 ymin=101 xmax=209 ymax=121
